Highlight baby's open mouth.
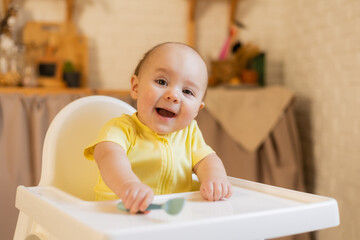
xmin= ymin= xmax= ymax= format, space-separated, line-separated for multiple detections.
xmin=156 ymin=108 xmax=176 ymax=118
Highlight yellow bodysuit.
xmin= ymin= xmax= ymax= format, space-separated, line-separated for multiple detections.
xmin=84 ymin=113 xmax=214 ymax=200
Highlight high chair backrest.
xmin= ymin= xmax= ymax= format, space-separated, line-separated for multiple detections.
xmin=39 ymin=96 xmax=136 ymax=201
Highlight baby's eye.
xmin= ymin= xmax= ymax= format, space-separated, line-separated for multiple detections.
xmin=155 ymin=79 xmax=167 ymax=86
xmin=183 ymin=89 xmax=194 ymax=96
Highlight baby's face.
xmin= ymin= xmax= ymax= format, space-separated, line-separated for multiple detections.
xmin=131 ymin=44 xmax=208 ymax=134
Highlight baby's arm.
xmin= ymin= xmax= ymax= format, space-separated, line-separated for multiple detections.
xmin=94 ymin=141 xmax=154 ymax=213
xmin=193 ymin=153 xmax=232 ymax=201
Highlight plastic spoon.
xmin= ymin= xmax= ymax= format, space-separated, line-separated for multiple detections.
xmin=117 ymin=198 xmax=186 ymax=215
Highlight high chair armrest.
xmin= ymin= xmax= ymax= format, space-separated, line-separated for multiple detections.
xmin=15 ymin=186 xmax=101 ymax=240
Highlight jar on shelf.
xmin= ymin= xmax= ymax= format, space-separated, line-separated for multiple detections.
xmin=0 ymin=36 xmax=21 ymax=86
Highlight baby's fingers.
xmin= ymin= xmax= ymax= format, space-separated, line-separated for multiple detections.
xmin=213 ymin=182 xmax=223 ymax=201
xmin=129 ymin=188 xmax=154 ymax=214
xmin=138 ymin=191 xmax=154 ymax=212
xmin=123 ymin=188 xmax=138 ymax=210
xmin=225 ymin=184 xmax=233 ymax=198
xmin=217 ymin=181 xmax=233 ymax=200
xmin=200 ymin=181 xmax=214 ymax=201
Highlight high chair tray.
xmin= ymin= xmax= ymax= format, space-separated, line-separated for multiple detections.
xmin=16 ymin=177 xmax=339 ymax=240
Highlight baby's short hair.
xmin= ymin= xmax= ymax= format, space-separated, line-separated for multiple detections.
xmin=133 ymin=42 xmax=207 ymax=77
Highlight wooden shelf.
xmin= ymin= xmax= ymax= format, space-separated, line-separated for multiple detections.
xmin=0 ymin=87 xmax=130 ymax=96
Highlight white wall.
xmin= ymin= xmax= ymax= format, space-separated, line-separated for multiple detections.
xmin=284 ymin=0 xmax=360 ymax=239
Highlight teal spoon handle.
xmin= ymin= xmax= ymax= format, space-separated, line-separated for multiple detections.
xmin=117 ymin=202 xmax=161 ymax=212
xmin=146 ymin=203 xmax=162 ymax=211
xmin=117 ymin=198 xmax=185 ymax=215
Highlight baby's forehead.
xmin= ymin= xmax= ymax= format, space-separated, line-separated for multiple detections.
xmin=149 ymin=43 xmax=201 ymax=61
xmin=144 ymin=44 xmax=207 ymax=73
xmin=138 ymin=43 xmax=208 ymax=91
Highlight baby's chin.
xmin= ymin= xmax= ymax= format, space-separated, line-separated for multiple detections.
xmin=151 ymin=126 xmax=176 ymax=135
xmin=150 ymin=124 xmax=186 ymax=135
xmin=138 ymin=113 xmax=191 ymax=135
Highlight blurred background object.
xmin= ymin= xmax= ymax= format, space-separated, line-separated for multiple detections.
xmin=22 ymin=0 xmax=87 ymax=88
xmin=0 ymin=1 xmax=21 ymax=86
xmin=0 ymin=0 xmax=87 ymax=88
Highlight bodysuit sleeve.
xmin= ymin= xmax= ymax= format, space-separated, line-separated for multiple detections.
xmin=190 ymin=120 xmax=215 ymax=168
xmin=83 ymin=114 xmax=133 ymax=161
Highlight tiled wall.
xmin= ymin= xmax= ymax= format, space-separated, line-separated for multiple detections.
xmin=6 ymin=0 xmax=360 ymax=239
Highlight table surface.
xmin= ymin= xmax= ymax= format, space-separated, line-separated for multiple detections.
xmin=16 ymin=177 xmax=339 ymax=240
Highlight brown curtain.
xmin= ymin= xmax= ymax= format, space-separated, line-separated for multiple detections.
xmin=0 ymin=93 xmax=90 ymax=240
xmin=197 ymin=102 xmax=310 ymax=240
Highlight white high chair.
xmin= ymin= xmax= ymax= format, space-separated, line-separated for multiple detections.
xmin=14 ymin=95 xmax=136 ymax=239
xmin=14 ymin=96 xmax=339 ymax=240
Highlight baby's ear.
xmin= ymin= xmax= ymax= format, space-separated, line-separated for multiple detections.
xmin=195 ymin=102 xmax=205 ymax=118
xmin=199 ymin=102 xmax=205 ymax=111
xmin=130 ymin=75 xmax=139 ymax=99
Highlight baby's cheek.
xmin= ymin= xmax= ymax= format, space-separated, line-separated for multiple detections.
xmin=183 ymin=106 xmax=198 ymax=121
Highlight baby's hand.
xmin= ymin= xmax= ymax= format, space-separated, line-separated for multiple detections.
xmin=119 ymin=181 xmax=154 ymax=214
xmin=200 ymin=176 xmax=232 ymax=201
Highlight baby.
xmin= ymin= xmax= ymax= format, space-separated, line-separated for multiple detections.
xmin=84 ymin=42 xmax=232 ymax=213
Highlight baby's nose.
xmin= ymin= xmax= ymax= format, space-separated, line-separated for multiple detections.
xmin=165 ymin=90 xmax=180 ymax=103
